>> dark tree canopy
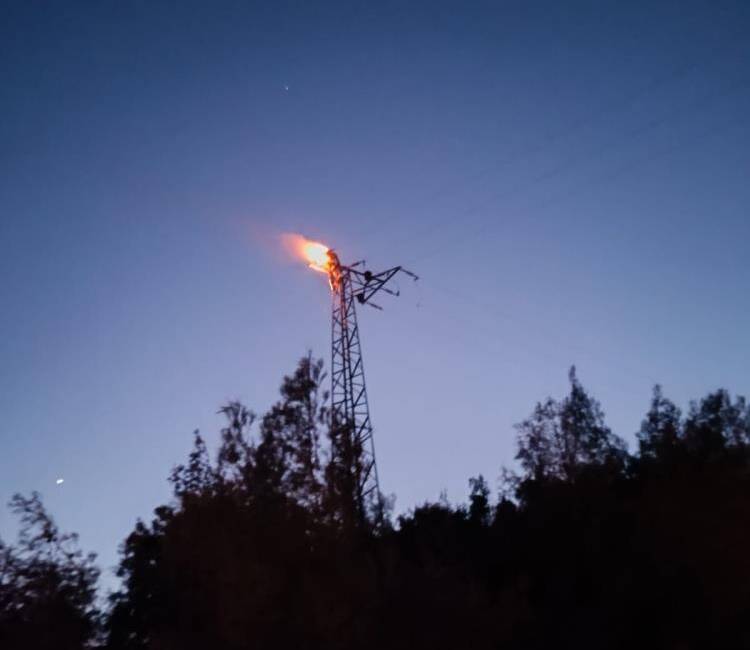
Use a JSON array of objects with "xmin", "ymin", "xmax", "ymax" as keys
[
  {"xmin": 5, "ymin": 357, "xmax": 750, "ymax": 650},
  {"xmin": 638, "ymin": 384, "xmax": 683, "ymax": 462},
  {"xmin": 0, "ymin": 493, "xmax": 100, "ymax": 650},
  {"xmin": 515, "ymin": 366, "xmax": 627, "ymax": 485}
]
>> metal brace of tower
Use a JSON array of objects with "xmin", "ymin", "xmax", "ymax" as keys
[{"xmin": 325, "ymin": 249, "xmax": 417, "ymax": 525}]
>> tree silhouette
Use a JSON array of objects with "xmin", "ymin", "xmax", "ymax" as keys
[
  {"xmin": 684, "ymin": 389, "xmax": 749, "ymax": 457},
  {"xmin": 6, "ymin": 354, "xmax": 749, "ymax": 649},
  {"xmin": 515, "ymin": 397, "xmax": 559, "ymax": 481},
  {"xmin": 557, "ymin": 366, "xmax": 627, "ymax": 478},
  {"xmin": 0, "ymin": 493, "xmax": 100, "ymax": 650},
  {"xmin": 468, "ymin": 475, "xmax": 491, "ymax": 527},
  {"xmin": 516, "ymin": 366, "xmax": 628, "ymax": 486}
]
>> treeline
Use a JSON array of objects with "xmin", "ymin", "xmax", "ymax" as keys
[{"xmin": 2, "ymin": 357, "xmax": 750, "ymax": 649}]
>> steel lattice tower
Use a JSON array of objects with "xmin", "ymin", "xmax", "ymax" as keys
[{"xmin": 326, "ymin": 250, "xmax": 416, "ymax": 525}]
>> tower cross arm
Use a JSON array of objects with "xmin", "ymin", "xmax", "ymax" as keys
[{"xmin": 347, "ymin": 265, "xmax": 418, "ymax": 306}]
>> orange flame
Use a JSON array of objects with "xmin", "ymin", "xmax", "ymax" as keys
[
  {"xmin": 301, "ymin": 240, "xmax": 331, "ymax": 273},
  {"xmin": 282, "ymin": 233, "xmax": 332, "ymax": 274}
]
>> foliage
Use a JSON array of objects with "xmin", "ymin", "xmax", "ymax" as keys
[
  {"xmin": 515, "ymin": 366, "xmax": 627, "ymax": 484},
  {"xmin": 0, "ymin": 493, "xmax": 100, "ymax": 650},
  {"xmin": 6, "ymin": 356, "xmax": 750, "ymax": 649}
]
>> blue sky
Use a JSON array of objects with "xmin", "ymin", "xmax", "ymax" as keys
[{"xmin": 1, "ymin": 0, "xmax": 749, "ymax": 589}]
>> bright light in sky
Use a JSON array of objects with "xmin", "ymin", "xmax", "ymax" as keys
[
  {"xmin": 56, "ymin": 478, "xmax": 65, "ymax": 485},
  {"xmin": 281, "ymin": 233, "xmax": 332, "ymax": 273}
]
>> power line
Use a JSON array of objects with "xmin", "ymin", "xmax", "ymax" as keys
[
  {"xmin": 416, "ymin": 280, "xmax": 660, "ymax": 391},
  {"xmin": 358, "ymin": 39, "xmax": 747, "ymax": 245},
  {"xmin": 394, "ymin": 111, "xmax": 750, "ymax": 402},
  {"xmin": 404, "ymin": 76, "xmax": 750, "ymax": 267}
]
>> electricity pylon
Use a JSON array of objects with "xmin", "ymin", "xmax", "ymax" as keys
[{"xmin": 326, "ymin": 249, "xmax": 417, "ymax": 526}]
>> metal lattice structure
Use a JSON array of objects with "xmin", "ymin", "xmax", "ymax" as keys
[{"xmin": 326, "ymin": 250, "xmax": 417, "ymax": 524}]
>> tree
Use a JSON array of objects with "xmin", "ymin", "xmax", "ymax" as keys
[
  {"xmin": 107, "ymin": 356, "xmax": 335, "ymax": 650},
  {"xmin": 102, "ymin": 352, "xmax": 750, "ymax": 650},
  {"xmin": 170, "ymin": 431, "xmax": 216, "ymax": 500},
  {"xmin": 558, "ymin": 366, "xmax": 627, "ymax": 478},
  {"xmin": 683, "ymin": 389, "xmax": 749, "ymax": 456},
  {"xmin": 0, "ymin": 493, "xmax": 100, "ymax": 650},
  {"xmin": 637, "ymin": 384, "xmax": 683, "ymax": 463},
  {"xmin": 258, "ymin": 353, "xmax": 327, "ymax": 510},
  {"xmin": 215, "ymin": 402, "xmax": 255, "ymax": 487},
  {"xmin": 515, "ymin": 398, "xmax": 559, "ymax": 481},
  {"xmin": 106, "ymin": 507, "xmax": 172, "ymax": 650},
  {"xmin": 468, "ymin": 475, "xmax": 491, "ymax": 527},
  {"xmin": 515, "ymin": 367, "xmax": 627, "ymax": 484}
]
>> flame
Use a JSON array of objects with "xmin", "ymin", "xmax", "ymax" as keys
[
  {"xmin": 301, "ymin": 240, "xmax": 331, "ymax": 273},
  {"xmin": 281, "ymin": 233, "xmax": 332, "ymax": 274}
]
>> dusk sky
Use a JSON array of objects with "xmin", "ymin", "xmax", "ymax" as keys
[{"xmin": 2, "ymin": 1, "xmax": 749, "ymax": 589}]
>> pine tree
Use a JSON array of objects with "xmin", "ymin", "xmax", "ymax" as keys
[
  {"xmin": 637, "ymin": 385, "xmax": 682, "ymax": 462},
  {"xmin": 468, "ymin": 475, "xmax": 491, "ymax": 527}
]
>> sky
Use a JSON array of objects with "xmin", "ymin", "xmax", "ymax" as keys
[{"xmin": 1, "ymin": 0, "xmax": 749, "ymax": 590}]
